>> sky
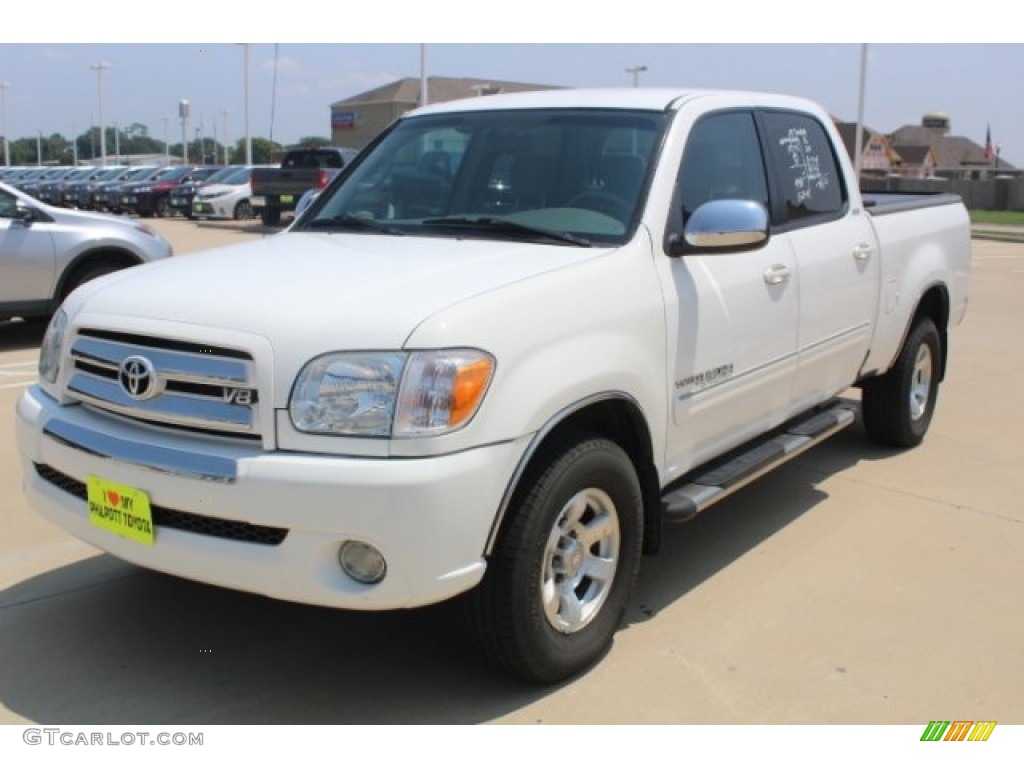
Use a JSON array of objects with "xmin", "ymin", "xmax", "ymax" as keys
[{"xmin": 1, "ymin": 6, "xmax": 1020, "ymax": 165}]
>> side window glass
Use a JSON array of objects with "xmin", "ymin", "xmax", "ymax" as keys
[
  {"xmin": 678, "ymin": 111, "xmax": 768, "ymax": 221},
  {"xmin": 762, "ymin": 111, "xmax": 844, "ymax": 222},
  {"xmin": 0, "ymin": 190, "xmax": 17, "ymax": 219}
]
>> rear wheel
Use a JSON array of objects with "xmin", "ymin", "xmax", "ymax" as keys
[
  {"xmin": 862, "ymin": 316, "xmax": 942, "ymax": 447},
  {"xmin": 261, "ymin": 205, "xmax": 281, "ymax": 226},
  {"xmin": 463, "ymin": 434, "xmax": 643, "ymax": 683}
]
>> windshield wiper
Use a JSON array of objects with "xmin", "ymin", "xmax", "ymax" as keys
[
  {"xmin": 304, "ymin": 214, "xmax": 405, "ymax": 235},
  {"xmin": 421, "ymin": 216, "xmax": 591, "ymax": 247}
]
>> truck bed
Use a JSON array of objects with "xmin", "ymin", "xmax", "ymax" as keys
[{"xmin": 862, "ymin": 191, "xmax": 964, "ymax": 215}]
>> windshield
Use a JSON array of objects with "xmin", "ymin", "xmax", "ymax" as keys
[
  {"xmin": 297, "ymin": 108, "xmax": 667, "ymax": 244},
  {"xmin": 96, "ymin": 167, "xmax": 128, "ymax": 180},
  {"xmin": 219, "ymin": 166, "xmax": 254, "ymax": 185},
  {"xmin": 154, "ymin": 166, "xmax": 193, "ymax": 181},
  {"xmin": 123, "ymin": 166, "xmax": 159, "ymax": 181},
  {"xmin": 197, "ymin": 165, "xmax": 242, "ymax": 184}
]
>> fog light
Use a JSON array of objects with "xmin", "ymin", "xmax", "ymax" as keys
[{"xmin": 338, "ymin": 541, "xmax": 387, "ymax": 584}]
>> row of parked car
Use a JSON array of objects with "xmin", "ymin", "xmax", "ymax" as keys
[{"xmin": 0, "ymin": 163, "xmax": 270, "ymax": 221}]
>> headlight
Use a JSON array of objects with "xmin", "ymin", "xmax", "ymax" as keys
[
  {"xmin": 290, "ymin": 349, "xmax": 494, "ymax": 437},
  {"xmin": 39, "ymin": 309, "xmax": 68, "ymax": 384},
  {"xmin": 290, "ymin": 352, "xmax": 406, "ymax": 436}
]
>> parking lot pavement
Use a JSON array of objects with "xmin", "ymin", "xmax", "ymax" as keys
[
  {"xmin": 0, "ymin": 359, "xmax": 38, "ymax": 391},
  {"xmin": 1, "ymin": 230, "xmax": 1022, "ymax": 725}
]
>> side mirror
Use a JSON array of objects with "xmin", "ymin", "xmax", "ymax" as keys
[
  {"xmin": 13, "ymin": 205, "xmax": 36, "ymax": 224},
  {"xmin": 669, "ymin": 199, "xmax": 769, "ymax": 256}
]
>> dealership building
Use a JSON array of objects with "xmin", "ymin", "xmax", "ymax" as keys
[{"xmin": 329, "ymin": 76, "xmax": 559, "ymax": 149}]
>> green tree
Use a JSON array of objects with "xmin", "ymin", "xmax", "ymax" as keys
[
  {"xmin": 8, "ymin": 134, "xmax": 66, "ymax": 165},
  {"xmin": 294, "ymin": 136, "xmax": 332, "ymax": 148},
  {"xmin": 232, "ymin": 137, "xmax": 284, "ymax": 164},
  {"xmin": 165, "ymin": 139, "xmax": 226, "ymax": 165},
  {"xmin": 10, "ymin": 137, "xmax": 38, "ymax": 165},
  {"xmin": 124, "ymin": 122, "xmax": 149, "ymax": 138}
]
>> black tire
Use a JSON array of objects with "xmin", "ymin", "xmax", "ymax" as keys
[
  {"xmin": 234, "ymin": 200, "xmax": 253, "ymax": 220},
  {"xmin": 862, "ymin": 317, "xmax": 942, "ymax": 448},
  {"xmin": 463, "ymin": 434, "xmax": 643, "ymax": 683},
  {"xmin": 60, "ymin": 261, "xmax": 123, "ymax": 301},
  {"xmin": 261, "ymin": 205, "xmax": 281, "ymax": 226},
  {"xmin": 155, "ymin": 195, "xmax": 171, "ymax": 218}
]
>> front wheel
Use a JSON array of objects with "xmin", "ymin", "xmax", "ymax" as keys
[
  {"xmin": 234, "ymin": 200, "xmax": 253, "ymax": 220},
  {"xmin": 861, "ymin": 316, "xmax": 942, "ymax": 447},
  {"xmin": 60, "ymin": 261, "xmax": 123, "ymax": 302},
  {"xmin": 463, "ymin": 434, "xmax": 643, "ymax": 683}
]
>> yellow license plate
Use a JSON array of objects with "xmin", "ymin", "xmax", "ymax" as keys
[
  {"xmin": 86, "ymin": 475, "xmax": 155, "ymax": 546},
  {"xmin": 281, "ymin": 195, "xmax": 294, "ymax": 204}
]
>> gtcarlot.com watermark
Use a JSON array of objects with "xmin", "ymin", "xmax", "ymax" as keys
[{"xmin": 23, "ymin": 728, "xmax": 203, "ymax": 747}]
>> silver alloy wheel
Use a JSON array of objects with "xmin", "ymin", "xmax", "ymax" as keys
[
  {"xmin": 541, "ymin": 488, "xmax": 620, "ymax": 634},
  {"xmin": 910, "ymin": 343, "xmax": 933, "ymax": 421}
]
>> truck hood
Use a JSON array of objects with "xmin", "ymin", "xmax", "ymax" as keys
[{"xmin": 70, "ymin": 230, "xmax": 610, "ymax": 354}]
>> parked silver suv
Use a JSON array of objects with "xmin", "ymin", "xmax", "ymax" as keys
[{"xmin": 0, "ymin": 181, "xmax": 173, "ymax": 321}]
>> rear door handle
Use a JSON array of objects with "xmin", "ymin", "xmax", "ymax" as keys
[{"xmin": 763, "ymin": 264, "xmax": 792, "ymax": 285}]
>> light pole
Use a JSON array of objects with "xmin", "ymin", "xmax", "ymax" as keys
[
  {"xmin": 179, "ymin": 99, "xmax": 190, "ymax": 165},
  {"xmin": 626, "ymin": 65, "xmax": 647, "ymax": 88},
  {"xmin": 36, "ymin": 129, "xmax": 42, "ymax": 166},
  {"xmin": 71, "ymin": 123, "xmax": 78, "ymax": 165},
  {"xmin": 238, "ymin": 44, "xmax": 252, "ymax": 165},
  {"xmin": 91, "ymin": 62, "xmax": 111, "ymax": 166},
  {"xmin": 220, "ymin": 108, "xmax": 229, "ymax": 164},
  {"xmin": 420, "ymin": 43, "xmax": 429, "ymax": 107},
  {"xmin": 0, "ymin": 81, "xmax": 10, "ymax": 166},
  {"xmin": 854, "ymin": 44, "xmax": 868, "ymax": 181},
  {"xmin": 163, "ymin": 116, "xmax": 170, "ymax": 165}
]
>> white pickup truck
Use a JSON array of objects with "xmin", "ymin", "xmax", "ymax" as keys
[{"xmin": 16, "ymin": 89, "xmax": 970, "ymax": 682}]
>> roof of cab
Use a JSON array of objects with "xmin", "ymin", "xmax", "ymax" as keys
[{"xmin": 406, "ymin": 87, "xmax": 823, "ymax": 117}]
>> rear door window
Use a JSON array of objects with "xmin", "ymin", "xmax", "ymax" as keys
[{"xmin": 760, "ymin": 111, "xmax": 845, "ymax": 225}]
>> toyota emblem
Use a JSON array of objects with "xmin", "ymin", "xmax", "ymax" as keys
[{"xmin": 118, "ymin": 355, "xmax": 161, "ymax": 400}]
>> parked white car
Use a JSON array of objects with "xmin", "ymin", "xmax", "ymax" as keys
[
  {"xmin": 0, "ymin": 181, "xmax": 173, "ymax": 321},
  {"xmin": 191, "ymin": 165, "xmax": 263, "ymax": 220}
]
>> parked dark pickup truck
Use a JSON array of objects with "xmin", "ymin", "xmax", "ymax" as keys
[{"xmin": 250, "ymin": 146, "xmax": 358, "ymax": 226}]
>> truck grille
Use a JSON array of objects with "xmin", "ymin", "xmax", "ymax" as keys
[
  {"xmin": 66, "ymin": 329, "xmax": 261, "ymax": 439},
  {"xmin": 35, "ymin": 463, "xmax": 288, "ymax": 546}
]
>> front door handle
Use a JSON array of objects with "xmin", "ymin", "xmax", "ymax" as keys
[
  {"xmin": 763, "ymin": 264, "xmax": 792, "ymax": 285},
  {"xmin": 853, "ymin": 243, "xmax": 874, "ymax": 262}
]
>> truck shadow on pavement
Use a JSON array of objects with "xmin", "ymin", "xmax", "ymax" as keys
[
  {"xmin": 624, "ymin": 423, "xmax": 898, "ymax": 625},
  {"xmin": 0, "ymin": 319, "xmax": 47, "ymax": 351},
  {"xmin": 194, "ymin": 220, "xmax": 285, "ymax": 235},
  {"xmin": 1, "ymin": 424, "xmax": 897, "ymax": 725}
]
